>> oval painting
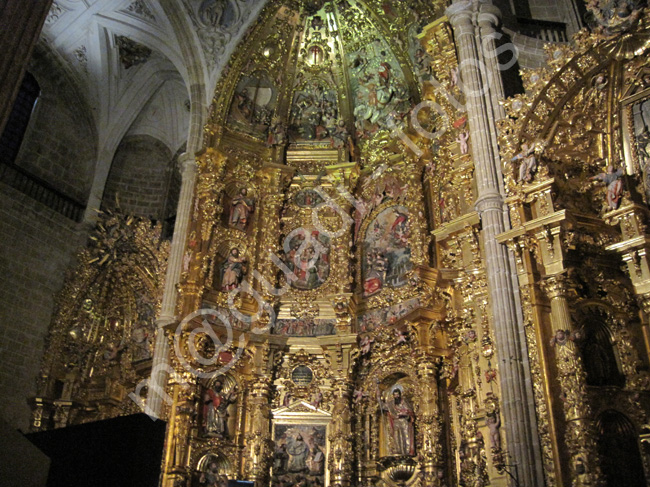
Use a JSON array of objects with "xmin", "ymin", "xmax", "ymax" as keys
[{"xmin": 294, "ymin": 188, "xmax": 325, "ymax": 208}]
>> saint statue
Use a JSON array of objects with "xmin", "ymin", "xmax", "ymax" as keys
[
  {"xmin": 380, "ymin": 386, "xmax": 416, "ymax": 456},
  {"xmin": 203, "ymin": 380, "xmax": 237, "ymax": 438},
  {"xmin": 220, "ymin": 248, "xmax": 246, "ymax": 291},
  {"xmin": 590, "ymin": 165, "xmax": 624, "ymax": 210},
  {"xmin": 229, "ymin": 188, "xmax": 254, "ymax": 231},
  {"xmin": 512, "ymin": 143, "xmax": 537, "ymax": 183}
]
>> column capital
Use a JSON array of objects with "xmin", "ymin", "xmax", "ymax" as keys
[
  {"xmin": 477, "ymin": 4, "xmax": 501, "ymax": 29},
  {"xmin": 446, "ymin": 1, "xmax": 475, "ymax": 31},
  {"xmin": 177, "ymin": 152, "xmax": 197, "ymax": 175},
  {"xmin": 539, "ymin": 273, "xmax": 571, "ymax": 300}
]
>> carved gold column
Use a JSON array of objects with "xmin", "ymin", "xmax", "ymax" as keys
[
  {"xmin": 446, "ymin": 2, "xmax": 544, "ymax": 484},
  {"xmin": 540, "ymin": 275, "xmax": 604, "ymax": 487},
  {"xmin": 244, "ymin": 376, "xmax": 272, "ymax": 483},
  {"xmin": 179, "ymin": 148, "xmax": 227, "ymax": 316},
  {"xmin": 252, "ymin": 166, "xmax": 286, "ymax": 298},
  {"xmin": 329, "ymin": 378, "xmax": 353, "ymax": 487},
  {"xmin": 416, "ymin": 358, "xmax": 442, "ymax": 487},
  {"xmin": 161, "ymin": 376, "xmax": 197, "ymax": 487}
]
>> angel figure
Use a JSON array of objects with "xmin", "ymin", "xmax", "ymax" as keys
[
  {"xmin": 512, "ymin": 143, "xmax": 538, "ymax": 183},
  {"xmin": 590, "ymin": 165, "xmax": 624, "ymax": 210}
]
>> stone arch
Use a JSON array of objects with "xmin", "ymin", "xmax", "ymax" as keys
[{"xmin": 102, "ymin": 134, "xmax": 178, "ymax": 220}]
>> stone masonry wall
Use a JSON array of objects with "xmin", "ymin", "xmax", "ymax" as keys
[
  {"xmin": 13, "ymin": 44, "xmax": 97, "ymax": 205},
  {"xmin": 103, "ymin": 135, "xmax": 174, "ymax": 220},
  {"xmin": 0, "ymin": 182, "xmax": 84, "ymax": 430}
]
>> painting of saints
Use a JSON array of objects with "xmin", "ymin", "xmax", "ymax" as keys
[
  {"xmin": 362, "ymin": 206, "xmax": 412, "ymax": 296},
  {"xmin": 273, "ymin": 425, "xmax": 327, "ymax": 487},
  {"xmin": 379, "ymin": 385, "xmax": 416, "ymax": 456},
  {"xmin": 287, "ymin": 433, "xmax": 310, "ymax": 472},
  {"xmin": 282, "ymin": 229, "xmax": 330, "ymax": 290},
  {"xmin": 202, "ymin": 380, "xmax": 237, "ymax": 438},
  {"xmin": 220, "ymin": 248, "xmax": 246, "ymax": 291},
  {"xmin": 229, "ymin": 188, "xmax": 254, "ymax": 231}
]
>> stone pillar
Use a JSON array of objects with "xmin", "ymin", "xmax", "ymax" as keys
[
  {"xmin": 540, "ymin": 275, "xmax": 603, "ymax": 487},
  {"xmin": 147, "ymin": 153, "xmax": 197, "ymax": 416},
  {"xmin": 0, "ymin": 0, "xmax": 52, "ymax": 134},
  {"xmin": 446, "ymin": 2, "xmax": 544, "ymax": 485}
]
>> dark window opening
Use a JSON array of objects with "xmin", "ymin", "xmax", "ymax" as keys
[{"xmin": 0, "ymin": 72, "xmax": 40, "ymax": 165}]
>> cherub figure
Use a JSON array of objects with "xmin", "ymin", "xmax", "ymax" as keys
[
  {"xmin": 395, "ymin": 329, "xmax": 408, "ymax": 345},
  {"xmin": 457, "ymin": 131, "xmax": 470, "ymax": 155}
]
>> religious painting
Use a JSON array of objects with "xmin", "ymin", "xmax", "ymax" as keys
[
  {"xmin": 218, "ymin": 248, "xmax": 247, "ymax": 292},
  {"xmin": 282, "ymin": 229, "xmax": 330, "ymax": 290},
  {"xmin": 358, "ymin": 298, "xmax": 420, "ymax": 333},
  {"xmin": 379, "ymin": 383, "xmax": 416, "ymax": 456},
  {"xmin": 272, "ymin": 424, "xmax": 327, "ymax": 487},
  {"xmin": 201, "ymin": 376, "xmax": 238, "ymax": 439},
  {"xmin": 289, "ymin": 80, "xmax": 339, "ymax": 142},
  {"xmin": 347, "ymin": 38, "xmax": 411, "ymax": 139},
  {"xmin": 274, "ymin": 318, "xmax": 336, "ymax": 337},
  {"xmin": 294, "ymin": 188, "xmax": 325, "ymax": 208},
  {"xmin": 362, "ymin": 206, "xmax": 412, "ymax": 296},
  {"xmin": 228, "ymin": 71, "xmax": 277, "ymax": 138}
]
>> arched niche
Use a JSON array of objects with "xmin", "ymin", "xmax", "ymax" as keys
[{"xmin": 596, "ymin": 410, "xmax": 647, "ymax": 487}]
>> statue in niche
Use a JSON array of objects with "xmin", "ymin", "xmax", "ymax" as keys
[
  {"xmin": 220, "ymin": 248, "xmax": 247, "ymax": 291},
  {"xmin": 202, "ymin": 379, "xmax": 237, "ymax": 438},
  {"xmin": 198, "ymin": 460, "xmax": 228, "ymax": 487},
  {"xmin": 130, "ymin": 321, "xmax": 152, "ymax": 361},
  {"xmin": 590, "ymin": 165, "xmax": 624, "ymax": 210},
  {"xmin": 379, "ymin": 384, "xmax": 416, "ymax": 456},
  {"xmin": 229, "ymin": 188, "xmax": 254, "ymax": 231}
]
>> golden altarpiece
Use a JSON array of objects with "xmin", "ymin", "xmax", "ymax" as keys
[{"xmin": 29, "ymin": 1, "xmax": 650, "ymax": 486}]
